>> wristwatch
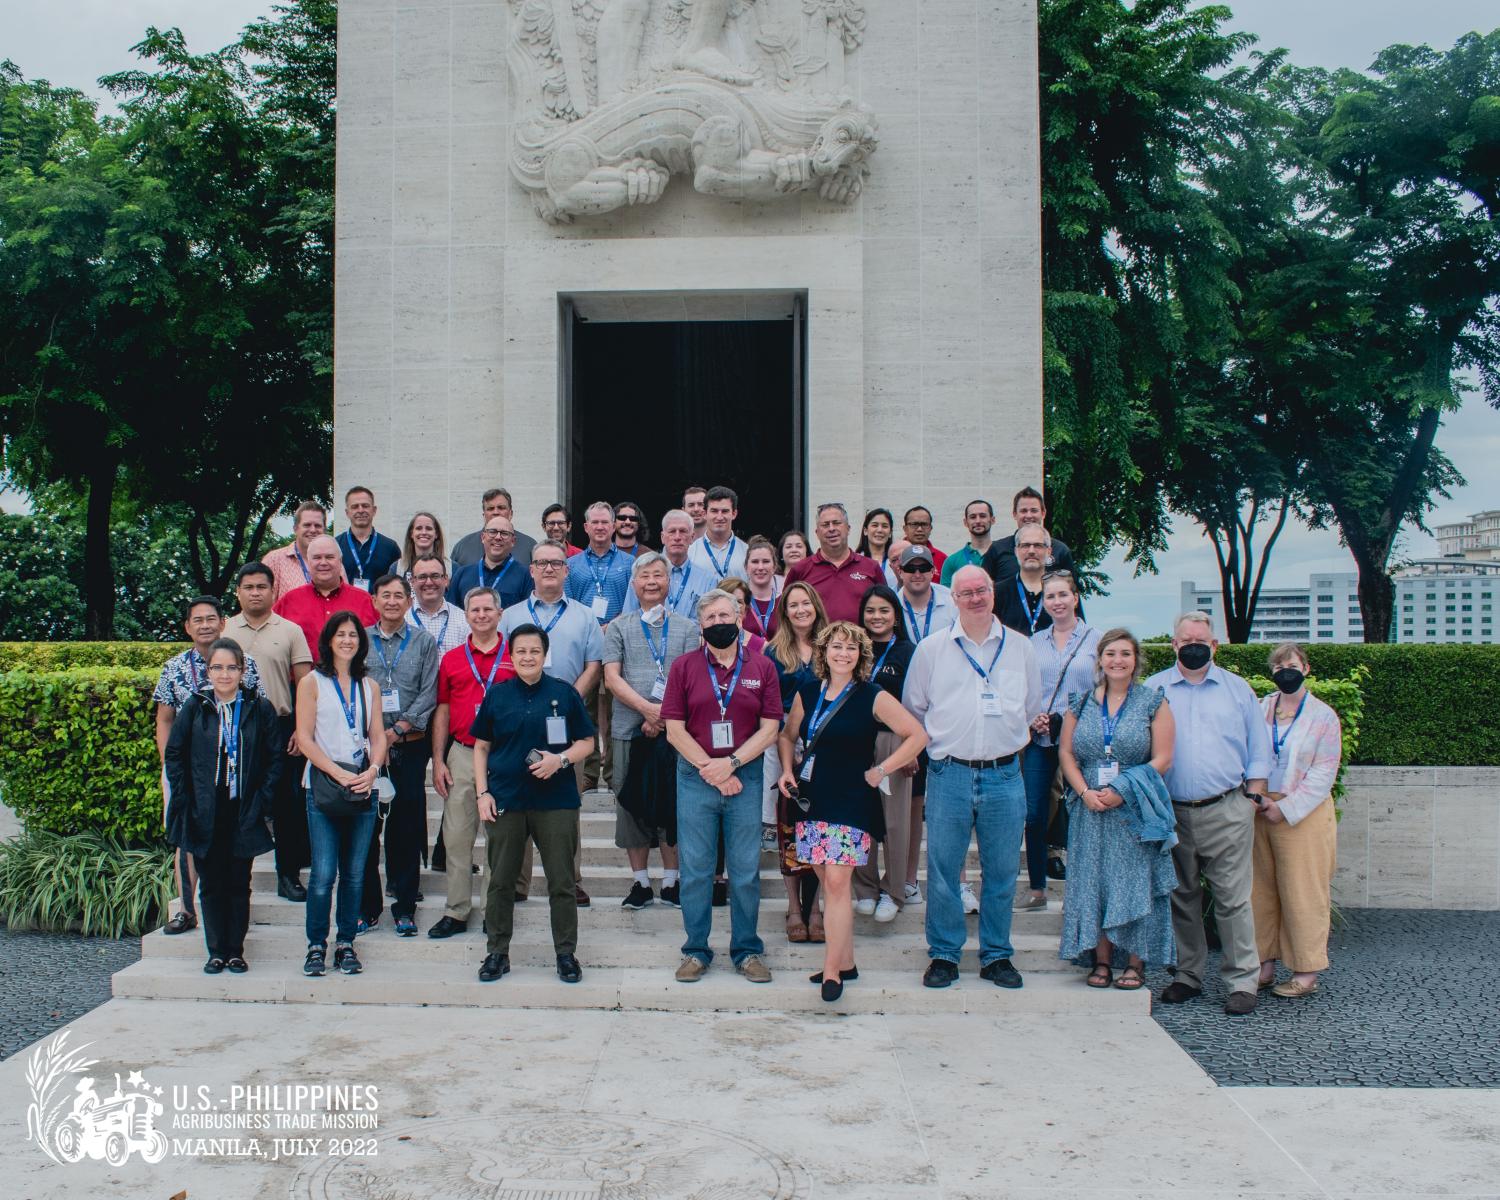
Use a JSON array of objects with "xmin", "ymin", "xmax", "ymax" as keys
[
  {"xmin": 558, "ymin": 752, "xmax": 571, "ymax": 768},
  {"xmin": 728, "ymin": 753, "xmax": 742, "ymax": 770}
]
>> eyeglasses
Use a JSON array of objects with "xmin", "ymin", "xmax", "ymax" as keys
[
  {"xmin": 206, "ymin": 664, "xmax": 243, "ymax": 673},
  {"xmin": 902, "ymin": 563, "xmax": 932, "ymax": 573},
  {"xmin": 616, "ymin": 514, "xmax": 639, "ymax": 523},
  {"xmin": 533, "ymin": 560, "xmax": 566, "ymax": 571},
  {"xmin": 483, "ymin": 529, "xmax": 514, "ymax": 538},
  {"xmin": 905, "ymin": 519, "xmax": 932, "ymax": 529},
  {"xmin": 543, "ymin": 520, "xmax": 569, "ymax": 529},
  {"xmin": 952, "ymin": 588, "xmax": 991, "ymax": 602},
  {"xmin": 412, "ymin": 572, "xmax": 446, "ymax": 583}
]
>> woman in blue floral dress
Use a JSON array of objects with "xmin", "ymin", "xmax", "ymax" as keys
[{"xmin": 1057, "ymin": 629, "xmax": 1177, "ymax": 989}]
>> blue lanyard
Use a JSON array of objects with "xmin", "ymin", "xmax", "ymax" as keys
[
  {"xmin": 479, "ymin": 557, "xmax": 515, "ymax": 592},
  {"xmin": 702, "ymin": 536, "xmax": 736, "ymax": 578},
  {"xmin": 1100, "ymin": 686, "xmax": 1131, "ymax": 755},
  {"xmin": 903, "ymin": 593, "xmax": 934, "ymax": 640},
  {"xmin": 958, "ymin": 628, "xmax": 1006, "ymax": 684},
  {"xmin": 465, "ymin": 639, "xmax": 505, "ymax": 697},
  {"xmin": 187, "ymin": 651, "xmax": 205, "ymax": 693},
  {"xmin": 527, "ymin": 596, "xmax": 566, "ymax": 633},
  {"xmin": 410, "ymin": 606, "xmax": 451, "ymax": 648},
  {"xmin": 373, "ymin": 625, "xmax": 411, "ymax": 677},
  {"xmin": 703, "ymin": 645, "xmax": 745, "ymax": 718},
  {"xmin": 331, "ymin": 676, "xmax": 362, "ymax": 734},
  {"xmin": 641, "ymin": 615, "xmax": 670, "ymax": 674},
  {"xmin": 1272, "ymin": 693, "xmax": 1307, "ymax": 760},
  {"xmin": 872, "ymin": 640, "xmax": 895, "ymax": 678},
  {"xmin": 586, "ymin": 548, "xmax": 619, "ymax": 595},
  {"xmin": 343, "ymin": 531, "xmax": 375, "ymax": 579},
  {"xmin": 668, "ymin": 565, "xmax": 694, "ymax": 611},
  {"xmin": 808, "ymin": 681, "xmax": 854, "ymax": 740},
  {"xmin": 1016, "ymin": 577, "xmax": 1043, "ymax": 632},
  {"xmin": 293, "ymin": 546, "xmax": 312, "ymax": 583},
  {"xmin": 749, "ymin": 587, "xmax": 777, "ymax": 634},
  {"xmin": 220, "ymin": 697, "xmax": 242, "ymax": 760}
]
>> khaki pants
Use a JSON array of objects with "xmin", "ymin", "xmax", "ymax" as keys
[
  {"xmin": 1252, "ymin": 798, "xmax": 1336, "ymax": 972},
  {"xmin": 514, "ymin": 760, "xmax": 586, "ymax": 899},
  {"xmin": 580, "ymin": 679, "xmax": 612, "ymax": 791},
  {"xmin": 1169, "ymin": 792, "xmax": 1259, "ymax": 994},
  {"xmin": 441, "ymin": 742, "xmax": 483, "ymax": 922},
  {"xmin": 485, "ymin": 807, "xmax": 578, "ymax": 957},
  {"xmin": 854, "ymin": 729, "xmax": 914, "ymax": 905}
]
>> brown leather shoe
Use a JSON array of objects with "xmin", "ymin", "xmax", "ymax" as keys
[
  {"xmin": 1224, "ymin": 990, "xmax": 1259, "ymax": 1015},
  {"xmin": 675, "ymin": 956, "xmax": 707, "ymax": 983},
  {"xmin": 737, "ymin": 955, "xmax": 772, "ymax": 983},
  {"xmin": 574, "ymin": 885, "xmax": 590, "ymax": 908}
]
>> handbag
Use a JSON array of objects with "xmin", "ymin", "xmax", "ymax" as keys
[
  {"xmin": 791, "ymin": 683, "xmax": 858, "ymax": 814},
  {"xmin": 310, "ymin": 680, "xmax": 374, "ymax": 816}
]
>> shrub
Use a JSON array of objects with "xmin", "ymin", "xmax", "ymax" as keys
[
  {"xmin": 0, "ymin": 642, "xmax": 185, "ymax": 672},
  {"xmin": 0, "ymin": 667, "xmax": 164, "ymax": 844},
  {"xmin": 0, "ymin": 828, "xmax": 172, "ymax": 936},
  {"xmin": 1140, "ymin": 643, "xmax": 1500, "ymax": 766}
]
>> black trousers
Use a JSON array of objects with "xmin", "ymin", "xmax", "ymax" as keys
[
  {"xmin": 195, "ymin": 785, "xmax": 253, "ymax": 959},
  {"xmin": 272, "ymin": 716, "xmax": 311, "ymax": 877},
  {"xmin": 362, "ymin": 737, "xmax": 431, "ymax": 920}
]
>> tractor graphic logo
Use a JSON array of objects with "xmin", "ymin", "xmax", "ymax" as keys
[{"xmin": 26, "ymin": 1032, "xmax": 168, "ymax": 1166}]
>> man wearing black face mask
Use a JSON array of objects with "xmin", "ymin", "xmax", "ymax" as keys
[{"xmin": 1145, "ymin": 612, "xmax": 1273, "ymax": 1016}]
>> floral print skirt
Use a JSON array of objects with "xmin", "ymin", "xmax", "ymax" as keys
[{"xmin": 795, "ymin": 821, "xmax": 873, "ymax": 867}]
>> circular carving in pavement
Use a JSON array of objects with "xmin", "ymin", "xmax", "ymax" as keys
[{"xmin": 294, "ymin": 1110, "xmax": 808, "ymax": 1199}]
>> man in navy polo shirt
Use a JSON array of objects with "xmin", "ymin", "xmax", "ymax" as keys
[
  {"xmin": 338, "ymin": 486, "xmax": 402, "ymax": 590},
  {"xmin": 447, "ymin": 513, "xmax": 529, "ymax": 610},
  {"xmin": 784, "ymin": 502, "xmax": 884, "ymax": 622}
]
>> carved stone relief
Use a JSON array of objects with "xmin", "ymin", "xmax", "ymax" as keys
[{"xmin": 506, "ymin": 0, "xmax": 878, "ymax": 223}]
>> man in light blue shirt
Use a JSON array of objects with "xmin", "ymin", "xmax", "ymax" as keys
[
  {"xmin": 1145, "ymin": 611, "xmax": 1272, "ymax": 1015},
  {"xmin": 623, "ymin": 509, "xmax": 715, "ymax": 618},
  {"xmin": 565, "ymin": 503, "xmax": 632, "ymax": 796}
]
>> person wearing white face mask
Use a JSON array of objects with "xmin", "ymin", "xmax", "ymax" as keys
[
  {"xmin": 604, "ymin": 552, "xmax": 700, "ymax": 910},
  {"xmin": 1252, "ymin": 643, "xmax": 1342, "ymax": 1000}
]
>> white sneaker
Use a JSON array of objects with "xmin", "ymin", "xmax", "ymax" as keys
[
  {"xmin": 873, "ymin": 893, "xmax": 898, "ymax": 923},
  {"xmin": 853, "ymin": 897, "xmax": 877, "ymax": 916},
  {"xmin": 960, "ymin": 882, "xmax": 980, "ymax": 914},
  {"xmin": 903, "ymin": 882, "xmax": 923, "ymax": 905}
]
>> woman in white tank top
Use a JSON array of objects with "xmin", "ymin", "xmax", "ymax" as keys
[{"xmin": 295, "ymin": 612, "xmax": 387, "ymax": 977}]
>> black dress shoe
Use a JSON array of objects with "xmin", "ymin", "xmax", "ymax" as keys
[
  {"xmin": 922, "ymin": 959, "xmax": 959, "ymax": 989},
  {"xmin": 478, "ymin": 953, "xmax": 510, "ymax": 982},
  {"xmin": 164, "ymin": 912, "xmax": 197, "ymax": 935},
  {"xmin": 809, "ymin": 967, "xmax": 859, "ymax": 984},
  {"xmin": 1046, "ymin": 853, "xmax": 1067, "ymax": 880},
  {"xmin": 277, "ymin": 874, "xmax": 307, "ymax": 902},
  {"xmin": 556, "ymin": 954, "xmax": 583, "ymax": 983},
  {"xmin": 203, "ymin": 957, "xmax": 226, "ymax": 975},
  {"xmin": 427, "ymin": 915, "xmax": 467, "ymax": 939},
  {"xmin": 225, "ymin": 957, "xmax": 249, "ymax": 974},
  {"xmin": 821, "ymin": 978, "xmax": 843, "ymax": 1002},
  {"xmin": 1159, "ymin": 981, "xmax": 1202, "ymax": 1004},
  {"xmin": 1224, "ymin": 990, "xmax": 1258, "ymax": 1016},
  {"xmin": 980, "ymin": 959, "xmax": 1023, "ymax": 989}
]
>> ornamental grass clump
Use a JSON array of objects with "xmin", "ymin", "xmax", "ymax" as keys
[{"xmin": 0, "ymin": 829, "xmax": 172, "ymax": 936}]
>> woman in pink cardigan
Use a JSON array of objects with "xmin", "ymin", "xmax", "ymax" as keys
[{"xmin": 1253, "ymin": 643, "xmax": 1343, "ymax": 999}]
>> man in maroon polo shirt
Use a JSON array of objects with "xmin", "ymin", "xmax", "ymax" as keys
[
  {"xmin": 783, "ymin": 502, "xmax": 885, "ymax": 622},
  {"xmin": 273, "ymin": 534, "xmax": 377, "ymax": 660}
]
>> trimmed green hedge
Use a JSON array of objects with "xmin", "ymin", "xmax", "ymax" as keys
[
  {"xmin": 0, "ymin": 641, "xmax": 185, "ymax": 672},
  {"xmin": 0, "ymin": 667, "xmax": 164, "ymax": 843},
  {"xmin": 1140, "ymin": 643, "xmax": 1500, "ymax": 766}
]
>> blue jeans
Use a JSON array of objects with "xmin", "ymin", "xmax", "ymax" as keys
[
  {"xmin": 924, "ymin": 755, "xmax": 1025, "ymax": 966},
  {"xmin": 1021, "ymin": 743, "xmax": 1058, "ymax": 892},
  {"xmin": 305, "ymin": 792, "xmax": 376, "ymax": 946},
  {"xmin": 677, "ymin": 757, "xmax": 765, "ymax": 966}
]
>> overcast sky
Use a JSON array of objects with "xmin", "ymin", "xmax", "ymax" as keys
[{"xmin": 2, "ymin": 1, "xmax": 1496, "ymax": 629}]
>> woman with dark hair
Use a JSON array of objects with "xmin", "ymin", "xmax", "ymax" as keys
[
  {"xmin": 777, "ymin": 530, "xmax": 810, "ymax": 577},
  {"xmin": 401, "ymin": 511, "xmax": 447, "ymax": 577},
  {"xmin": 165, "ymin": 637, "xmax": 280, "ymax": 975},
  {"xmin": 854, "ymin": 584, "xmax": 918, "ymax": 923},
  {"xmin": 295, "ymin": 612, "xmax": 388, "ymax": 978},
  {"xmin": 856, "ymin": 508, "xmax": 895, "ymax": 564}
]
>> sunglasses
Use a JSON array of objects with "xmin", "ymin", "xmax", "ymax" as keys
[{"xmin": 902, "ymin": 562, "xmax": 933, "ymax": 573}]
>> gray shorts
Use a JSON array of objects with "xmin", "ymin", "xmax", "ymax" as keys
[{"xmin": 611, "ymin": 737, "xmax": 673, "ymax": 849}]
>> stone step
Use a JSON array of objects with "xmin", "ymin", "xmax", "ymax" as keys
[
  {"xmin": 138, "ymin": 924, "xmax": 1070, "ymax": 972},
  {"xmin": 110, "ymin": 957, "xmax": 1143, "ymax": 1016}
]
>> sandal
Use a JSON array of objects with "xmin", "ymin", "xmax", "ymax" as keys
[
  {"xmin": 1115, "ymin": 964, "xmax": 1145, "ymax": 990},
  {"xmin": 785, "ymin": 913, "xmax": 809, "ymax": 943},
  {"xmin": 1086, "ymin": 963, "xmax": 1112, "ymax": 988},
  {"xmin": 807, "ymin": 915, "xmax": 826, "ymax": 944}
]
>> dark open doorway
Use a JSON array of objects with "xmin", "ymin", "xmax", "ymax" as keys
[{"xmin": 564, "ymin": 302, "xmax": 805, "ymax": 546}]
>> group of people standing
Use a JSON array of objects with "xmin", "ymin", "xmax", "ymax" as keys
[{"xmin": 156, "ymin": 483, "xmax": 1343, "ymax": 1009}]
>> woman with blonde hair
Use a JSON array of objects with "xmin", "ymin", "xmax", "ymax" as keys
[
  {"xmin": 777, "ymin": 621, "xmax": 927, "ymax": 1000},
  {"xmin": 765, "ymin": 581, "xmax": 829, "ymax": 941},
  {"xmin": 1253, "ymin": 642, "xmax": 1341, "ymax": 998},
  {"xmin": 1058, "ymin": 628, "xmax": 1176, "ymax": 990}
]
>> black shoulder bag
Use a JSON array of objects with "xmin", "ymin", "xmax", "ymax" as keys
[{"xmin": 311, "ymin": 679, "xmax": 375, "ymax": 816}]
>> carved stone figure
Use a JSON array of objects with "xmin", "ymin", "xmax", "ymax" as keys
[{"xmin": 507, "ymin": 0, "xmax": 877, "ymax": 223}]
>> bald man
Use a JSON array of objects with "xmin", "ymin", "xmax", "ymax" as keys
[{"xmin": 273, "ymin": 534, "xmax": 378, "ymax": 661}]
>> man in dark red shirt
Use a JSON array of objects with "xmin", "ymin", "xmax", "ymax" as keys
[
  {"xmin": 272, "ymin": 534, "xmax": 378, "ymax": 660},
  {"xmin": 783, "ymin": 502, "xmax": 885, "ymax": 622},
  {"xmin": 427, "ymin": 587, "xmax": 516, "ymax": 938}
]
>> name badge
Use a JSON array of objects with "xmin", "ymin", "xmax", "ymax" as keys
[
  {"xmin": 1096, "ymin": 760, "xmax": 1120, "ymax": 788},
  {"xmin": 381, "ymin": 688, "xmax": 400, "ymax": 714},
  {"xmin": 545, "ymin": 715, "xmax": 568, "ymax": 745},
  {"xmin": 980, "ymin": 691, "xmax": 1003, "ymax": 717},
  {"xmin": 649, "ymin": 675, "xmax": 666, "ymax": 702},
  {"xmin": 710, "ymin": 720, "xmax": 734, "ymax": 750},
  {"xmin": 591, "ymin": 595, "xmax": 609, "ymax": 619},
  {"xmin": 1267, "ymin": 763, "xmax": 1286, "ymax": 796},
  {"xmin": 878, "ymin": 773, "xmax": 892, "ymax": 795},
  {"xmin": 798, "ymin": 755, "xmax": 815, "ymax": 782},
  {"xmin": 353, "ymin": 577, "xmax": 370, "ymax": 592},
  {"xmin": 544, "ymin": 647, "xmax": 554, "ymax": 669}
]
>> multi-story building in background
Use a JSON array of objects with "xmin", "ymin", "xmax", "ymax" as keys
[
  {"xmin": 1179, "ymin": 574, "xmax": 1364, "ymax": 643},
  {"xmin": 1434, "ymin": 510, "xmax": 1500, "ymax": 562},
  {"xmin": 1393, "ymin": 560, "xmax": 1500, "ymax": 643}
]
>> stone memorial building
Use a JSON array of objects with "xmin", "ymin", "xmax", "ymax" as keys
[{"xmin": 334, "ymin": 0, "xmax": 1041, "ymax": 543}]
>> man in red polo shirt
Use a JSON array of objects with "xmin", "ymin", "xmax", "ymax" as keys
[
  {"xmin": 272, "ymin": 534, "xmax": 377, "ymax": 660},
  {"xmin": 427, "ymin": 587, "xmax": 516, "ymax": 938},
  {"xmin": 783, "ymin": 502, "xmax": 885, "ymax": 622}
]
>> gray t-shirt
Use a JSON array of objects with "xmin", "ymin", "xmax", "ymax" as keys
[{"xmin": 602, "ymin": 610, "xmax": 701, "ymax": 739}]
